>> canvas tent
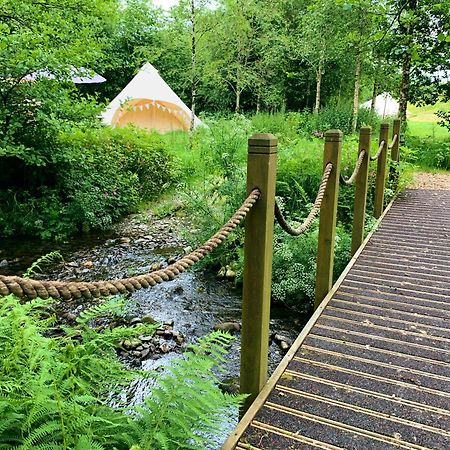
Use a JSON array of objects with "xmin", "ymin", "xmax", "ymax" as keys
[
  {"xmin": 361, "ymin": 92, "xmax": 399, "ymax": 118},
  {"xmin": 102, "ymin": 63, "xmax": 202, "ymax": 132}
]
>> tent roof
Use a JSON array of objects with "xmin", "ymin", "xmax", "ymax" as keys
[
  {"xmin": 361, "ymin": 92, "xmax": 399, "ymax": 117},
  {"xmin": 102, "ymin": 63, "xmax": 202, "ymax": 128}
]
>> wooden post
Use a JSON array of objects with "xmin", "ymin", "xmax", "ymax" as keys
[
  {"xmin": 390, "ymin": 118, "xmax": 401, "ymax": 184},
  {"xmin": 315, "ymin": 130, "xmax": 342, "ymax": 310},
  {"xmin": 351, "ymin": 127, "xmax": 371, "ymax": 256},
  {"xmin": 374, "ymin": 123, "xmax": 389, "ymax": 218},
  {"xmin": 240, "ymin": 133, "xmax": 277, "ymax": 412}
]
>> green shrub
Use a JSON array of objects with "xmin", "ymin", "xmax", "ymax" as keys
[
  {"xmin": 404, "ymin": 136, "xmax": 450, "ymax": 170},
  {"xmin": 437, "ymin": 110, "xmax": 450, "ymax": 132},
  {"xmin": 0, "ymin": 294, "xmax": 243, "ymax": 450},
  {"xmin": 0, "ymin": 126, "xmax": 176, "ymax": 239},
  {"xmin": 270, "ymin": 224, "xmax": 351, "ymax": 312},
  {"xmin": 177, "ymin": 113, "xmax": 408, "ymax": 312}
]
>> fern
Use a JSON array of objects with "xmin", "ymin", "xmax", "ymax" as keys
[
  {"xmin": 0, "ymin": 295, "xmax": 244, "ymax": 449},
  {"xmin": 22, "ymin": 252, "xmax": 64, "ymax": 279},
  {"xmin": 75, "ymin": 297, "xmax": 127, "ymax": 326},
  {"xmin": 133, "ymin": 332, "xmax": 246, "ymax": 450}
]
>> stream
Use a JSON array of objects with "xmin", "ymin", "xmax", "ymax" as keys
[{"xmin": 0, "ymin": 211, "xmax": 307, "ymax": 447}]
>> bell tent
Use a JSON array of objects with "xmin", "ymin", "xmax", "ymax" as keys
[
  {"xmin": 361, "ymin": 92, "xmax": 399, "ymax": 118},
  {"xmin": 102, "ymin": 63, "xmax": 202, "ymax": 132}
]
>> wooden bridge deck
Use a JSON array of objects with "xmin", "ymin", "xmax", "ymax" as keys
[{"xmin": 225, "ymin": 189, "xmax": 450, "ymax": 450}]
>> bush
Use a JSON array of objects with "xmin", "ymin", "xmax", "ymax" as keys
[
  {"xmin": 177, "ymin": 113, "xmax": 407, "ymax": 312},
  {"xmin": 404, "ymin": 136, "xmax": 450, "ymax": 170},
  {"xmin": 0, "ymin": 126, "xmax": 176, "ymax": 240},
  {"xmin": 437, "ymin": 110, "xmax": 450, "ymax": 132},
  {"xmin": 270, "ymin": 224, "xmax": 351, "ymax": 311}
]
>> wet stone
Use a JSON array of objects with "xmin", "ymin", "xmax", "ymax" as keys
[
  {"xmin": 129, "ymin": 317, "xmax": 142, "ymax": 326},
  {"xmin": 123, "ymin": 338, "xmax": 141, "ymax": 349},
  {"xmin": 159, "ymin": 343, "xmax": 170, "ymax": 353},
  {"xmin": 141, "ymin": 315, "xmax": 157, "ymax": 325},
  {"xmin": 151, "ymin": 262, "xmax": 162, "ymax": 271},
  {"xmin": 213, "ymin": 322, "xmax": 241, "ymax": 333}
]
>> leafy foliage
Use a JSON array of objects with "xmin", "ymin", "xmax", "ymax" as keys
[
  {"xmin": 132, "ymin": 332, "xmax": 244, "ymax": 450},
  {"xmin": 270, "ymin": 224, "xmax": 352, "ymax": 311},
  {"xmin": 0, "ymin": 295, "xmax": 243, "ymax": 449},
  {"xmin": 23, "ymin": 251, "xmax": 64, "ymax": 279},
  {"xmin": 437, "ymin": 110, "xmax": 450, "ymax": 132},
  {"xmin": 0, "ymin": 126, "xmax": 176, "ymax": 239}
]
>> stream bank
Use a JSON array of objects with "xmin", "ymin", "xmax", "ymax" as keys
[{"xmin": 0, "ymin": 208, "xmax": 307, "ymax": 444}]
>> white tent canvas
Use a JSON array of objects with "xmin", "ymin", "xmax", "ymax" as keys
[
  {"xmin": 361, "ymin": 92, "xmax": 399, "ymax": 118},
  {"xmin": 102, "ymin": 63, "xmax": 202, "ymax": 132}
]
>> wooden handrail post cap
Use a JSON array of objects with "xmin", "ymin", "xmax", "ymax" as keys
[
  {"xmin": 324, "ymin": 129, "xmax": 343, "ymax": 143},
  {"xmin": 248, "ymin": 133, "xmax": 278, "ymax": 154}
]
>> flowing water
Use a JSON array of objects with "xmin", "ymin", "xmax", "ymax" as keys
[{"xmin": 0, "ymin": 219, "xmax": 307, "ymax": 447}]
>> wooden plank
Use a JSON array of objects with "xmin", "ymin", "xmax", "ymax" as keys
[{"xmin": 225, "ymin": 189, "xmax": 450, "ymax": 450}]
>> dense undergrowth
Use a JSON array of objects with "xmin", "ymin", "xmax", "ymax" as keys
[
  {"xmin": 0, "ymin": 126, "xmax": 176, "ymax": 240},
  {"xmin": 2, "ymin": 107, "xmax": 445, "ymax": 311},
  {"xmin": 0, "ymin": 294, "xmax": 242, "ymax": 449},
  {"xmin": 161, "ymin": 112, "xmax": 407, "ymax": 312}
]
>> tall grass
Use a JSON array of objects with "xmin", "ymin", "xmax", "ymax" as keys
[{"xmin": 158, "ymin": 112, "xmax": 403, "ymax": 312}]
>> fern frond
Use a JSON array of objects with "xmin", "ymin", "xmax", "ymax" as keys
[
  {"xmin": 23, "ymin": 252, "xmax": 64, "ymax": 279},
  {"xmin": 76, "ymin": 297, "xmax": 126, "ymax": 326},
  {"xmin": 75, "ymin": 436, "xmax": 105, "ymax": 450}
]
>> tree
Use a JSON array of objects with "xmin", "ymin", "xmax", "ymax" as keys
[
  {"xmin": 385, "ymin": 0, "xmax": 450, "ymax": 124},
  {"xmin": 94, "ymin": 0, "xmax": 161, "ymax": 102},
  {"xmin": 297, "ymin": 0, "xmax": 348, "ymax": 114},
  {"xmin": 0, "ymin": 0, "xmax": 116, "ymax": 180}
]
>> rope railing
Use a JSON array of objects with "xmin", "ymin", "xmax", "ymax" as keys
[
  {"xmin": 274, "ymin": 163, "xmax": 333, "ymax": 236},
  {"xmin": 0, "ymin": 189, "xmax": 261, "ymax": 301},
  {"xmin": 388, "ymin": 133, "xmax": 398, "ymax": 150},
  {"xmin": 340, "ymin": 150, "xmax": 366, "ymax": 186},
  {"xmin": 370, "ymin": 140, "xmax": 385, "ymax": 161}
]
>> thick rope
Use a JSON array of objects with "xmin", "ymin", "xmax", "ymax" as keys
[
  {"xmin": 370, "ymin": 140, "xmax": 385, "ymax": 161},
  {"xmin": 0, "ymin": 189, "xmax": 261, "ymax": 301},
  {"xmin": 340, "ymin": 150, "xmax": 366, "ymax": 186},
  {"xmin": 275, "ymin": 163, "xmax": 333, "ymax": 236},
  {"xmin": 388, "ymin": 134, "xmax": 398, "ymax": 150}
]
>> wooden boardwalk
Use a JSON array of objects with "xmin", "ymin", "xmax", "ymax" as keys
[{"xmin": 224, "ymin": 189, "xmax": 450, "ymax": 450}]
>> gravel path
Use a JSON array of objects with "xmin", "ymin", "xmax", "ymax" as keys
[{"xmin": 410, "ymin": 172, "xmax": 450, "ymax": 190}]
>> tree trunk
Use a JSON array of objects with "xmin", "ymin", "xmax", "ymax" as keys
[
  {"xmin": 306, "ymin": 80, "xmax": 311, "ymax": 109},
  {"xmin": 313, "ymin": 53, "xmax": 324, "ymax": 115},
  {"xmin": 398, "ymin": 54, "xmax": 411, "ymax": 125},
  {"xmin": 351, "ymin": 54, "xmax": 361, "ymax": 133},
  {"xmin": 189, "ymin": 0, "xmax": 196, "ymax": 134},
  {"xmin": 398, "ymin": 0, "xmax": 417, "ymax": 127},
  {"xmin": 235, "ymin": 64, "xmax": 241, "ymax": 113},
  {"xmin": 370, "ymin": 78, "xmax": 378, "ymax": 112}
]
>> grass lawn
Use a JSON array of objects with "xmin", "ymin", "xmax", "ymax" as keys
[{"xmin": 407, "ymin": 101, "xmax": 450, "ymax": 139}]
